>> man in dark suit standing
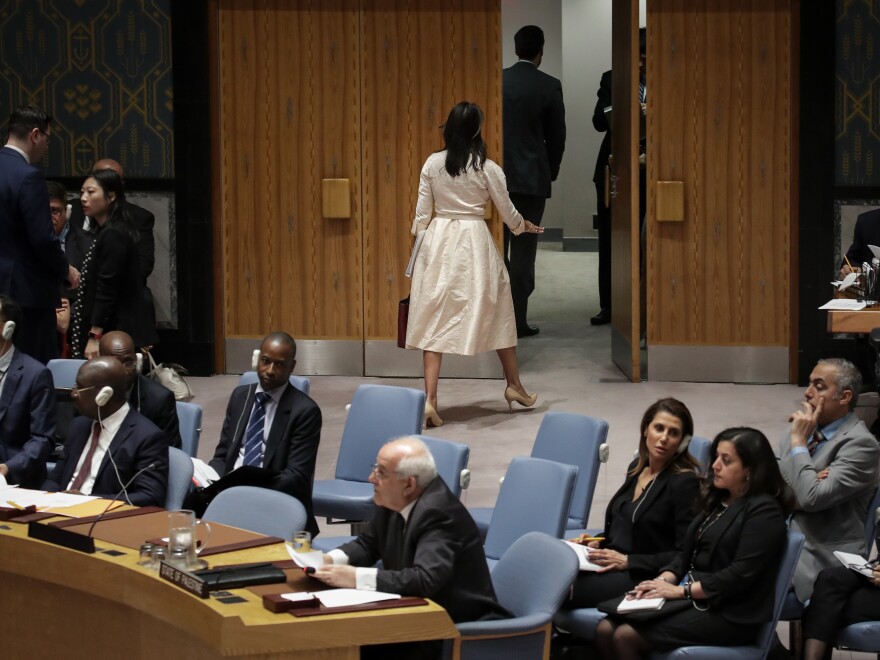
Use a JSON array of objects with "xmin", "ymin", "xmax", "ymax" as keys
[
  {"xmin": 43, "ymin": 357, "xmax": 168, "ymax": 507},
  {"xmin": 502, "ymin": 25, "xmax": 566, "ymax": 337},
  {"xmin": 0, "ymin": 296, "xmax": 55, "ymax": 489},
  {"xmin": 99, "ymin": 331, "xmax": 181, "ymax": 449},
  {"xmin": 314, "ymin": 438, "xmax": 507, "ymax": 633},
  {"xmin": 208, "ymin": 332, "xmax": 322, "ymax": 536},
  {"xmin": 0, "ymin": 106, "xmax": 78, "ymax": 363}
]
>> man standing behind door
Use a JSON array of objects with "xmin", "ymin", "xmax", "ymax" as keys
[{"xmin": 502, "ymin": 25, "xmax": 566, "ymax": 338}]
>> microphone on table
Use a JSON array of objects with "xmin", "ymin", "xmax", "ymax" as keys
[{"xmin": 86, "ymin": 463, "xmax": 156, "ymax": 538}]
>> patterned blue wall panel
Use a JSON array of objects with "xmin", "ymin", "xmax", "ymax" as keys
[{"xmin": 0, "ymin": 0, "xmax": 173, "ymax": 179}]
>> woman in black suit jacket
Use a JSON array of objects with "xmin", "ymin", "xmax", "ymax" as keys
[
  {"xmin": 597, "ymin": 427, "xmax": 794, "ymax": 659},
  {"xmin": 565, "ymin": 398, "xmax": 701, "ymax": 607},
  {"xmin": 69, "ymin": 169, "xmax": 157, "ymax": 358}
]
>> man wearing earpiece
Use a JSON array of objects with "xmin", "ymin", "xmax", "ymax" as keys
[
  {"xmin": 0, "ymin": 296, "xmax": 56, "ymax": 488},
  {"xmin": 209, "ymin": 332, "xmax": 322, "ymax": 536},
  {"xmin": 43, "ymin": 357, "xmax": 168, "ymax": 507},
  {"xmin": 98, "ymin": 331, "xmax": 181, "ymax": 449}
]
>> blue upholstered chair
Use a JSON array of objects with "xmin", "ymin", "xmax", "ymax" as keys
[
  {"xmin": 311, "ymin": 384, "xmax": 425, "ymax": 529},
  {"xmin": 687, "ymin": 436, "xmax": 712, "ymax": 474},
  {"xmin": 166, "ymin": 447, "xmax": 194, "ymax": 510},
  {"xmin": 470, "ymin": 412, "xmax": 607, "ymax": 540},
  {"xmin": 442, "ymin": 532, "xmax": 579, "ymax": 660},
  {"xmin": 483, "ymin": 456, "xmax": 578, "ymax": 570},
  {"xmin": 555, "ymin": 530, "xmax": 805, "ymax": 659},
  {"xmin": 47, "ymin": 358, "xmax": 86, "ymax": 388},
  {"xmin": 238, "ymin": 371, "xmax": 311, "ymax": 396},
  {"xmin": 311, "ymin": 434, "xmax": 471, "ymax": 553},
  {"xmin": 203, "ymin": 485, "xmax": 307, "ymax": 539},
  {"xmin": 175, "ymin": 401, "xmax": 202, "ymax": 458}
]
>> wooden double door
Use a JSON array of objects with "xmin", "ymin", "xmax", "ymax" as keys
[{"xmin": 210, "ymin": 0, "xmax": 504, "ymax": 375}]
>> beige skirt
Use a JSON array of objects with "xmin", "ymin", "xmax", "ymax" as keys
[{"xmin": 406, "ymin": 217, "xmax": 517, "ymax": 355}]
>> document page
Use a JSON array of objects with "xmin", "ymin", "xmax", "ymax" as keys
[
  {"xmin": 618, "ymin": 596, "xmax": 665, "ymax": 612},
  {"xmin": 834, "ymin": 550, "xmax": 875, "ymax": 577},
  {"xmin": 819, "ymin": 299, "xmax": 867, "ymax": 311},
  {"xmin": 563, "ymin": 540, "xmax": 603, "ymax": 572}
]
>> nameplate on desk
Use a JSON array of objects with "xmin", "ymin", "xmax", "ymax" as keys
[
  {"xmin": 27, "ymin": 520, "xmax": 96, "ymax": 553},
  {"xmin": 159, "ymin": 561, "xmax": 209, "ymax": 598}
]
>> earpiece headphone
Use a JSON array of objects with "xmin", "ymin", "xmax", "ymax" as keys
[
  {"xmin": 1, "ymin": 320, "xmax": 14, "ymax": 341},
  {"xmin": 252, "ymin": 349, "xmax": 260, "ymax": 371},
  {"xmin": 95, "ymin": 386, "xmax": 114, "ymax": 407},
  {"xmin": 136, "ymin": 352, "xmax": 143, "ymax": 374},
  {"xmin": 677, "ymin": 434, "xmax": 693, "ymax": 455}
]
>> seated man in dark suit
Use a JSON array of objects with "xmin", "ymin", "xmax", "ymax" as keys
[
  {"xmin": 840, "ymin": 207, "xmax": 880, "ymax": 277},
  {"xmin": 0, "ymin": 296, "xmax": 55, "ymax": 488},
  {"xmin": 314, "ymin": 437, "xmax": 508, "ymax": 641},
  {"xmin": 43, "ymin": 357, "xmax": 168, "ymax": 506},
  {"xmin": 208, "ymin": 332, "xmax": 321, "ymax": 535},
  {"xmin": 98, "ymin": 330, "xmax": 181, "ymax": 449}
]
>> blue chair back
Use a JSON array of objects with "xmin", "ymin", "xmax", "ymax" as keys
[
  {"xmin": 166, "ymin": 447, "xmax": 193, "ymax": 510},
  {"xmin": 203, "ymin": 486, "xmax": 307, "ymax": 539},
  {"xmin": 530, "ymin": 412, "xmax": 607, "ymax": 529},
  {"xmin": 238, "ymin": 371, "xmax": 311, "ymax": 396},
  {"xmin": 47, "ymin": 359, "xmax": 86, "ymax": 388},
  {"xmin": 484, "ymin": 457, "xmax": 578, "ymax": 563},
  {"xmin": 416, "ymin": 435, "xmax": 469, "ymax": 498},
  {"xmin": 688, "ymin": 436, "xmax": 712, "ymax": 475},
  {"xmin": 334, "ymin": 384, "xmax": 426, "ymax": 482},
  {"xmin": 176, "ymin": 401, "xmax": 202, "ymax": 458}
]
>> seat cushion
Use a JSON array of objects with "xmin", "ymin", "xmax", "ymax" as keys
[{"xmin": 554, "ymin": 607, "xmax": 606, "ymax": 640}]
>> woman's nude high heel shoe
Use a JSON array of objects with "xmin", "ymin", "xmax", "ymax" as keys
[
  {"xmin": 504, "ymin": 386, "xmax": 538, "ymax": 412},
  {"xmin": 424, "ymin": 402, "xmax": 444, "ymax": 428}
]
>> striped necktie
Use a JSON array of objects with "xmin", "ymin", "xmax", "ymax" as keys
[
  {"xmin": 639, "ymin": 81, "xmax": 647, "ymax": 103},
  {"xmin": 807, "ymin": 429, "xmax": 827, "ymax": 457},
  {"xmin": 243, "ymin": 392, "xmax": 270, "ymax": 467}
]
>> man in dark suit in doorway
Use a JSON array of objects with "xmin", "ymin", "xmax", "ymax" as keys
[{"xmin": 502, "ymin": 25, "xmax": 566, "ymax": 337}]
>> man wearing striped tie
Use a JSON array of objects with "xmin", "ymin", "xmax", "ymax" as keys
[
  {"xmin": 777, "ymin": 358, "xmax": 880, "ymax": 602},
  {"xmin": 209, "ymin": 332, "xmax": 322, "ymax": 536}
]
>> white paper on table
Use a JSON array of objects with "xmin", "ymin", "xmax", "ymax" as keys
[
  {"xmin": 313, "ymin": 588, "xmax": 401, "ymax": 608},
  {"xmin": 819, "ymin": 299, "xmax": 867, "ymax": 311},
  {"xmin": 285, "ymin": 542, "xmax": 325, "ymax": 570},
  {"xmin": 30, "ymin": 492, "xmax": 100, "ymax": 508},
  {"xmin": 617, "ymin": 596, "xmax": 666, "ymax": 613},
  {"xmin": 834, "ymin": 550, "xmax": 875, "ymax": 577},
  {"xmin": 190, "ymin": 458, "xmax": 220, "ymax": 488},
  {"xmin": 563, "ymin": 541, "xmax": 603, "ymax": 572},
  {"xmin": 869, "ymin": 245, "xmax": 880, "ymax": 259}
]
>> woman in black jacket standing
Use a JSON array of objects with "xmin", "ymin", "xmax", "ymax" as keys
[{"xmin": 70, "ymin": 169, "xmax": 156, "ymax": 358}]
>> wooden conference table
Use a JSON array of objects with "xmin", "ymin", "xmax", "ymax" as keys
[
  {"xmin": 0, "ymin": 510, "xmax": 458, "ymax": 659},
  {"xmin": 826, "ymin": 306, "xmax": 880, "ymax": 333}
]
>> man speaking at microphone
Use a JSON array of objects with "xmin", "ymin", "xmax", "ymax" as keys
[{"xmin": 43, "ymin": 357, "xmax": 167, "ymax": 506}]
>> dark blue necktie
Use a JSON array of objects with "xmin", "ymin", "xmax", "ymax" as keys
[{"xmin": 243, "ymin": 392, "xmax": 270, "ymax": 467}]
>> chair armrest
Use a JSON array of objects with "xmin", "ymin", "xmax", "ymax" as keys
[{"xmin": 457, "ymin": 613, "xmax": 550, "ymax": 638}]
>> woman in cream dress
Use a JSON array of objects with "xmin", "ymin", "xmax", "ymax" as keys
[{"xmin": 406, "ymin": 102, "xmax": 542, "ymax": 426}]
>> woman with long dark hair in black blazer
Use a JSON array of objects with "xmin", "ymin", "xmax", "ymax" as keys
[
  {"xmin": 564, "ymin": 398, "xmax": 701, "ymax": 608},
  {"xmin": 69, "ymin": 169, "xmax": 157, "ymax": 358},
  {"xmin": 596, "ymin": 427, "xmax": 794, "ymax": 659}
]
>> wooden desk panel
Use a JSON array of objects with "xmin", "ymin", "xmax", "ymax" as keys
[
  {"xmin": 0, "ymin": 523, "xmax": 457, "ymax": 659},
  {"xmin": 827, "ymin": 308, "xmax": 880, "ymax": 333}
]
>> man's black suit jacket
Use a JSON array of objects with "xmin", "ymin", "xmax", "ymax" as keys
[
  {"xmin": 339, "ymin": 477, "xmax": 509, "ymax": 624},
  {"xmin": 0, "ymin": 349, "xmax": 55, "ymax": 488},
  {"xmin": 601, "ymin": 463, "xmax": 700, "ymax": 577},
  {"xmin": 70, "ymin": 200, "xmax": 155, "ymax": 281},
  {"xmin": 502, "ymin": 61, "xmax": 566, "ymax": 199},
  {"xmin": 44, "ymin": 407, "xmax": 168, "ymax": 507},
  {"xmin": 663, "ymin": 494, "xmax": 787, "ymax": 626},
  {"xmin": 209, "ymin": 382, "xmax": 322, "ymax": 536},
  {"xmin": 0, "ymin": 147, "xmax": 68, "ymax": 309},
  {"xmin": 845, "ymin": 208, "xmax": 880, "ymax": 268},
  {"xmin": 131, "ymin": 373, "xmax": 181, "ymax": 449}
]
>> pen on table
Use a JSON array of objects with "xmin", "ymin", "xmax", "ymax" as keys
[
  {"xmin": 6, "ymin": 501, "xmax": 24, "ymax": 510},
  {"xmin": 845, "ymin": 255, "xmax": 855, "ymax": 271},
  {"xmin": 577, "ymin": 535, "xmax": 604, "ymax": 543}
]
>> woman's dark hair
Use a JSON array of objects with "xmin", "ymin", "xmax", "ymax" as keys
[
  {"xmin": 629, "ymin": 398, "xmax": 699, "ymax": 477},
  {"xmin": 88, "ymin": 168, "xmax": 139, "ymax": 243},
  {"xmin": 701, "ymin": 427, "xmax": 794, "ymax": 514},
  {"xmin": 442, "ymin": 102, "xmax": 487, "ymax": 177}
]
